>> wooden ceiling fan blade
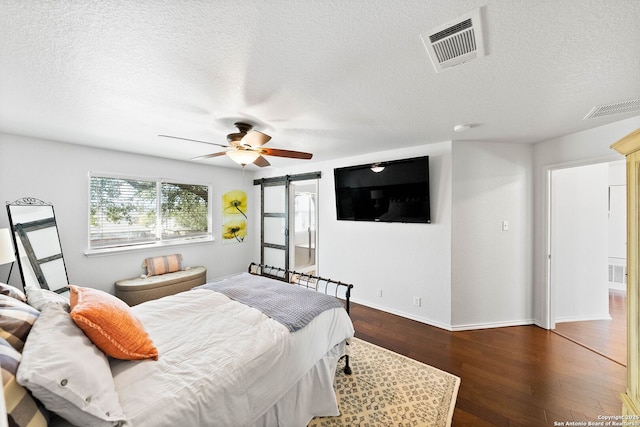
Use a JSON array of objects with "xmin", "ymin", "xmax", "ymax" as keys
[
  {"xmin": 190, "ymin": 151, "xmax": 228, "ymax": 160},
  {"xmin": 159, "ymin": 134, "xmax": 229, "ymax": 148},
  {"xmin": 253, "ymin": 155, "xmax": 271, "ymax": 167},
  {"xmin": 241, "ymin": 130, "xmax": 272, "ymax": 147},
  {"xmin": 260, "ymin": 148, "xmax": 313, "ymax": 159}
]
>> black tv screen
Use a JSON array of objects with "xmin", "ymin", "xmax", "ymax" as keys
[{"xmin": 334, "ymin": 156, "xmax": 431, "ymax": 223}]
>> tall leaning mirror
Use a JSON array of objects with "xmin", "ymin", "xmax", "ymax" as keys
[{"xmin": 6, "ymin": 197, "xmax": 69, "ymax": 293}]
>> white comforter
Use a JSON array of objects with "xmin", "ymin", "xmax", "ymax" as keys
[{"xmin": 109, "ymin": 286, "xmax": 354, "ymax": 426}]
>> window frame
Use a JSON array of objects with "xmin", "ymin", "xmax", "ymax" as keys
[{"xmin": 86, "ymin": 172, "xmax": 214, "ymax": 256}]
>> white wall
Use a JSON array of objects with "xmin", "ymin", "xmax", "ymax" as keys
[
  {"xmin": 254, "ymin": 142, "xmax": 454, "ymax": 329},
  {"xmin": 533, "ymin": 115, "xmax": 640, "ymax": 328},
  {"xmin": 552, "ymin": 163, "xmax": 610, "ymax": 323},
  {"xmin": 608, "ymin": 161, "xmax": 627, "ymax": 292},
  {"xmin": 0, "ymin": 134, "xmax": 256, "ymax": 293},
  {"xmin": 255, "ymin": 139, "xmax": 536, "ymax": 331},
  {"xmin": 451, "ymin": 141, "xmax": 533, "ymax": 329}
]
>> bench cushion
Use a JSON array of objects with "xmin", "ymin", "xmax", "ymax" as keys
[{"xmin": 115, "ymin": 267, "xmax": 206, "ymax": 306}]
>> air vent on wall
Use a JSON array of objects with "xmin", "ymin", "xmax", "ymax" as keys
[
  {"xmin": 584, "ymin": 98, "xmax": 640, "ymax": 119},
  {"xmin": 420, "ymin": 8, "xmax": 485, "ymax": 73},
  {"xmin": 609, "ymin": 264, "xmax": 627, "ymax": 285}
]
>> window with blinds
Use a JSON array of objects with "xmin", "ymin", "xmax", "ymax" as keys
[{"xmin": 89, "ymin": 175, "xmax": 211, "ymax": 249}]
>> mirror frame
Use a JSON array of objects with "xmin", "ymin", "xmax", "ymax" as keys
[{"xmin": 6, "ymin": 197, "xmax": 69, "ymax": 292}]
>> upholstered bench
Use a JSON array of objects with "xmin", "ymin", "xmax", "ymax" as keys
[{"xmin": 115, "ymin": 266, "xmax": 207, "ymax": 306}]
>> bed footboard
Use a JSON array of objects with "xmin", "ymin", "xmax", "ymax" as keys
[{"xmin": 248, "ymin": 262, "xmax": 353, "ymax": 375}]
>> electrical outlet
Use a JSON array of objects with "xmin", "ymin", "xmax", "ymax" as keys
[
  {"xmin": 413, "ymin": 296, "xmax": 421, "ymax": 307},
  {"xmin": 376, "ymin": 289, "xmax": 383, "ymax": 297}
]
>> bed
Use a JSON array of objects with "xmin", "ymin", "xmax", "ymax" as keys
[{"xmin": 5, "ymin": 263, "xmax": 354, "ymax": 427}]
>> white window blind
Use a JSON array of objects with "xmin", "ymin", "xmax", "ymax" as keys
[{"xmin": 89, "ymin": 175, "xmax": 211, "ymax": 249}]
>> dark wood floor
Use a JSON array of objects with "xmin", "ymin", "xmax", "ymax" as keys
[
  {"xmin": 350, "ymin": 302, "xmax": 626, "ymax": 427},
  {"xmin": 553, "ymin": 291, "xmax": 626, "ymax": 366}
]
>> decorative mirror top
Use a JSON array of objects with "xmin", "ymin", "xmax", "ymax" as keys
[{"xmin": 7, "ymin": 197, "xmax": 51, "ymax": 206}]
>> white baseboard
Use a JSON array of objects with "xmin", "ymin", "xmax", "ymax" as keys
[
  {"xmin": 350, "ymin": 297, "xmax": 535, "ymax": 332},
  {"xmin": 449, "ymin": 318, "xmax": 535, "ymax": 331},
  {"xmin": 350, "ymin": 298, "xmax": 454, "ymax": 331},
  {"xmin": 555, "ymin": 313, "xmax": 611, "ymax": 323},
  {"xmin": 609, "ymin": 283, "xmax": 626, "ymax": 293},
  {"xmin": 610, "ymin": 287, "xmax": 627, "ymax": 296}
]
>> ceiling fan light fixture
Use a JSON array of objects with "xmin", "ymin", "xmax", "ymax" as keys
[
  {"xmin": 371, "ymin": 163, "xmax": 385, "ymax": 173},
  {"xmin": 227, "ymin": 149, "xmax": 260, "ymax": 166}
]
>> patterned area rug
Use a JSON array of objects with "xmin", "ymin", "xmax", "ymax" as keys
[{"xmin": 308, "ymin": 338, "xmax": 460, "ymax": 427}]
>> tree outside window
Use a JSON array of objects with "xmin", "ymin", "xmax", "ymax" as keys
[{"xmin": 89, "ymin": 175, "xmax": 211, "ymax": 249}]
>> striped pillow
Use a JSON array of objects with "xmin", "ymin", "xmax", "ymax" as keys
[
  {"xmin": 0, "ymin": 282, "xmax": 26, "ymax": 302},
  {"xmin": 144, "ymin": 254, "xmax": 183, "ymax": 276},
  {"xmin": 0, "ymin": 294, "xmax": 39, "ymax": 352},
  {"xmin": 0, "ymin": 337, "xmax": 48, "ymax": 426}
]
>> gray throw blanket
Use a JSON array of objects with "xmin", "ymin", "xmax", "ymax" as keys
[{"xmin": 196, "ymin": 272, "xmax": 344, "ymax": 332}]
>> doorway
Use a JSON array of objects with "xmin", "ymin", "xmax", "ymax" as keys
[
  {"xmin": 547, "ymin": 159, "xmax": 626, "ymax": 365},
  {"xmin": 255, "ymin": 172, "xmax": 321, "ymax": 272},
  {"xmin": 291, "ymin": 180, "xmax": 317, "ymax": 273}
]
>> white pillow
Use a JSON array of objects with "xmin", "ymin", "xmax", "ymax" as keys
[
  {"xmin": 17, "ymin": 303, "xmax": 127, "ymax": 427},
  {"xmin": 25, "ymin": 287, "xmax": 69, "ymax": 311}
]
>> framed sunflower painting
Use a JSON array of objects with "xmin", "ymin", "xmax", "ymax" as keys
[{"xmin": 222, "ymin": 189, "xmax": 248, "ymax": 244}]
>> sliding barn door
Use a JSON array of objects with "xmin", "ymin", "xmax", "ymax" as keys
[{"xmin": 261, "ymin": 181, "xmax": 289, "ymax": 270}]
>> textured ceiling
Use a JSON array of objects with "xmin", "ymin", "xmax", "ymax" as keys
[{"xmin": 1, "ymin": 0, "xmax": 639, "ymax": 168}]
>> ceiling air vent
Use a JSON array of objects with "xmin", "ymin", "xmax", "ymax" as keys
[
  {"xmin": 420, "ymin": 8, "xmax": 485, "ymax": 73},
  {"xmin": 584, "ymin": 98, "xmax": 640, "ymax": 119}
]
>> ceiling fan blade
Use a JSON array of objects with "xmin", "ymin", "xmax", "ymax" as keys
[
  {"xmin": 159, "ymin": 134, "xmax": 229, "ymax": 148},
  {"xmin": 253, "ymin": 155, "xmax": 271, "ymax": 167},
  {"xmin": 241, "ymin": 130, "xmax": 272, "ymax": 147},
  {"xmin": 190, "ymin": 151, "xmax": 228, "ymax": 160},
  {"xmin": 259, "ymin": 148, "xmax": 313, "ymax": 159}
]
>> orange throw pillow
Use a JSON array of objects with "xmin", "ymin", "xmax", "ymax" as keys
[{"xmin": 68, "ymin": 285, "xmax": 158, "ymax": 361}]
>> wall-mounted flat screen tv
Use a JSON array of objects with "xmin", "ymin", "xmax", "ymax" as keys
[{"xmin": 334, "ymin": 156, "xmax": 431, "ymax": 223}]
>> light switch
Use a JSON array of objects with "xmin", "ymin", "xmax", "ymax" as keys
[{"xmin": 502, "ymin": 220, "xmax": 509, "ymax": 231}]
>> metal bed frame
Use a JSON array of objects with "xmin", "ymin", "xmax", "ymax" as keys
[{"xmin": 248, "ymin": 262, "xmax": 353, "ymax": 375}]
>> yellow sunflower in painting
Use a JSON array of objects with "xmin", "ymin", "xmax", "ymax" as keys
[
  {"xmin": 222, "ymin": 219, "xmax": 247, "ymax": 242},
  {"xmin": 222, "ymin": 190, "xmax": 247, "ymax": 218}
]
